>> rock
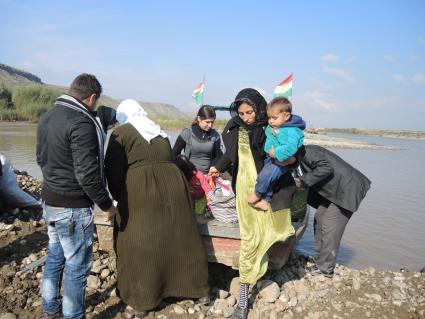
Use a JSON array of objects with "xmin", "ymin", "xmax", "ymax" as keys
[
  {"xmin": 279, "ymin": 291, "xmax": 289, "ymax": 303},
  {"xmin": 367, "ymin": 267, "xmax": 376, "ymax": 275},
  {"xmin": 282, "ymin": 311, "xmax": 294, "ymax": 319},
  {"xmin": 0, "ymin": 314, "xmax": 17, "ymax": 319},
  {"xmin": 382, "ymin": 276, "xmax": 391, "ymax": 285},
  {"xmin": 100, "ymin": 268, "xmax": 110, "ymax": 279},
  {"xmin": 229, "ymin": 277, "xmax": 240, "ymax": 296},
  {"xmin": 275, "ymin": 299, "xmax": 287, "ymax": 312},
  {"xmin": 214, "ymin": 299, "xmax": 228, "ymax": 313},
  {"xmin": 257, "ymin": 280, "xmax": 280, "ymax": 303},
  {"xmin": 366, "ymin": 293, "xmax": 382, "ymax": 302},
  {"xmin": 173, "ymin": 305, "xmax": 185, "ymax": 315},
  {"xmin": 188, "ymin": 308, "xmax": 195, "ymax": 314},
  {"xmin": 226, "ymin": 295, "xmax": 236, "ymax": 307},
  {"xmin": 269, "ymin": 309, "xmax": 278, "ymax": 319},
  {"xmin": 288, "ymin": 296, "xmax": 298, "ymax": 307},
  {"xmin": 197, "ymin": 313, "xmax": 205, "ymax": 319},
  {"xmin": 219, "ymin": 289, "xmax": 229, "ymax": 299},
  {"xmin": 293, "ymin": 280, "xmax": 308, "ymax": 294},
  {"xmin": 247, "ymin": 309, "xmax": 260, "ymax": 319},
  {"xmin": 223, "ymin": 306, "xmax": 234, "ymax": 318},
  {"xmin": 392, "ymin": 289, "xmax": 406, "ymax": 301},
  {"xmin": 87, "ymin": 275, "xmax": 100, "ymax": 290},
  {"xmin": 353, "ymin": 277, "xmax": 361, "ymax": 290}
]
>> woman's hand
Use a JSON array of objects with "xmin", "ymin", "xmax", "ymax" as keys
[{"xmin": 208, "ymin": 166, "xmax": 220, "ymax": 177}]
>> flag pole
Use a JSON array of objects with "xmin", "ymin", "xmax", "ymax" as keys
[{"xmin": 202, "ymin": 74, "xmax": 205, "ymax": 106}]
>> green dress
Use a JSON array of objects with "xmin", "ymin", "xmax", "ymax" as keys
[
  {"xmin": 236, "ymin": 128, "xmax": 295, "ymax": 284},
  {"xmin": 105, "ymin": 123, "xmax": 209, "ymax": 311}
]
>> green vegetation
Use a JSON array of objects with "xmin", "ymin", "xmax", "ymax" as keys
[
  {"xmin": 0, "ymin": 84, "xmax": 60, "ymax": 122},
  {"xmin": 0, "ymin": 83, "xmax": 13, "ymax": 109}
]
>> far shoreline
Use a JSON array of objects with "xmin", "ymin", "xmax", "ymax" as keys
[{"xmin": 1, "ymin": 120, "xmax": 424, "ymax": 141}]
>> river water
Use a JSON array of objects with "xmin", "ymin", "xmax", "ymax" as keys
[{"xmin": 1, "ymin": 122, "xmax": 424, "ymax": 271}]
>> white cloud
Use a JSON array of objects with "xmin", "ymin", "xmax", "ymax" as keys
[
  {"xmin": 301, "ymin": 90, "xmax": 335, "ymax": 110},
  {"xmin": 408, "ymin": 53, "xmax": 418, "ymax": 60},
  {"xmin": 412, "ymin": 73, "xmax": 425, "ymax": 83},
  {"xmin": 346, "ymin": 56, "xmax": 358, "ymax": 64},
  {"xmin": 322, "ymin": 65, "xmax": 351, "ymax": 81},
  {"xmin": 384, "ymin": 54, "xmax": 396, "ymax": 63},
  {"xmin": 391, "ymin": 74, "xmax": 405, "ymax": 82},
  {"xmin": 320, "ymin": 54, "xmax": 340, "ymax": 62}
]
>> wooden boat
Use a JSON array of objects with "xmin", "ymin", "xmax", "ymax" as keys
[
  {"xmin": 94, "ymin": 189, "xmax": 309, "ymax": 270},
  {"xmin": 196, "ymin": 189, "xmax": 309, "ymax": 269}
]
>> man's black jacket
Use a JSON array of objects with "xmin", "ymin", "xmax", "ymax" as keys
[
  {"xmin": 36, "ymin": 100, "xmax": 112, "ymax": 211},
  {"xmin": 298, "ymin": 145, "xmax": 371, "ymax": 213}
]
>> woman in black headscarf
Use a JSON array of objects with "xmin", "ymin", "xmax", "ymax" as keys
[
  {"xmin": 96, "ymin": 105, "xmax": 118, "ymax": 134},
  {"xmin": 209, "ymin": 88, "xmax": 296, "ymax": 319}
]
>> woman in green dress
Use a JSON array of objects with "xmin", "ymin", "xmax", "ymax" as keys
[
  {"xmin": 105, "ymin": 99, "xmax": 209, "ymax": 317},
  {"xmin": 209, "ymin": 88, "xmax": 296, "ymax": 319}
]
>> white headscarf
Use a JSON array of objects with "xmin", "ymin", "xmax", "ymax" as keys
[{"xmin": 116, "ymin": 99, "xmax": 168, "ymax": 143}]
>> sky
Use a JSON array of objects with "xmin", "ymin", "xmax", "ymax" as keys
[{"xmin": 1, "ymin": 0, "xmax": 424, "ymax": 130}]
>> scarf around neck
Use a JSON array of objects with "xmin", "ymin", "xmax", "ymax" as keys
[{"xmin": 55, "ymin": 94, "xmax": 106, "ymax": 184}]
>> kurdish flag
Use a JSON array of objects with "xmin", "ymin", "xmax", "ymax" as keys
[
  {"xmin": 273, "ymin": 73, "xmax": 293, "ymax": 97},
  {"xmin": 192, "ymin": 81, "xmax": 204, "ymax": 104}
]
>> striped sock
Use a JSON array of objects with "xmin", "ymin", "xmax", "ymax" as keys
[{"xmin": 238, "ymin": 283, "xmax": 249, "ymax": 309}]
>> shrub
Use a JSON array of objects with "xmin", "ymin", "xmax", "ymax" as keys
[
  {"xmin": 0, "ymin": 83, "xmax": 13, "ymax": 109},
  {"xmin": 9, "ymin": 85, "xmax": 60, "ymax": 121}
]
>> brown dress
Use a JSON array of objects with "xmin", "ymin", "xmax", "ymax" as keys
[{"xmin": 105, "ymin": 123, "xmax": 209, "ymax": 311}]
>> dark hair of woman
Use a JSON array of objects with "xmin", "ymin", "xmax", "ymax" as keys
[{"xmin": 192, "ymin": 105, "xmax": 216, "ymax": 125}]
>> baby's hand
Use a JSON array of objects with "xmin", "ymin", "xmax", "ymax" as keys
[{"xmin": 268, "ymin": 146, "xmax": 275, "ymax": 158}]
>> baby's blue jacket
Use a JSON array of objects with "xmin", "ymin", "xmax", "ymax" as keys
[{"xmin": 264, "ymin": 114, "xmax": 306, "ymax": 162}]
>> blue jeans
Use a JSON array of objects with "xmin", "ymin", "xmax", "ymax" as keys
[
  {"xmin": 255, "ymin": 157, "xmax": 288, "ymax": 202},
  {"xmin": 42, "ymin": 203, "xmax": 94, "ymax": 319}
]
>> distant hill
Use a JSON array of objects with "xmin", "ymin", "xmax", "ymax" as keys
[
  {"xmin": 0, "ymin": 63, "xmax": 189, "ymax": 119},
  {"xmin": 0, "ymin": 63, "xmax": 43, "ymax": 85}
]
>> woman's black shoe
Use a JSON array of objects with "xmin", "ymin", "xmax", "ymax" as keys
[{"xmin": 232, "ymin": 306, "xmax": 248, "ymax": 319}]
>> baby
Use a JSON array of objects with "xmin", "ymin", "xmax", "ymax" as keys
[{"xmin": 247, "ymin": 96, "xmax": 305, "ymax": 210}]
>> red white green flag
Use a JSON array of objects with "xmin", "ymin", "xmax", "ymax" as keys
[
  {"xmin": 192, "ymin": 81, "xmax": 204, "ymax": 104},
  {"xmin": 273, "ymin": 73, "xmax": 293, "ymax": 97}
]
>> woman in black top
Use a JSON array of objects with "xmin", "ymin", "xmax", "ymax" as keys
[{"xmin": 172, "ymin": 105, "xmax": 222, "ymax": 174}]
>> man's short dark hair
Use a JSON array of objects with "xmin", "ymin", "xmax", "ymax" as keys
[{"xmin": 68, "ymin": 73, "xmax": 102, "ymax": 101}]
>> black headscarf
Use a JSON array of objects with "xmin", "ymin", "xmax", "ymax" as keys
[
  {"xmin": 96, "ymin": 105, "xmax": 117, "ymax": 133},
  {"xmin": 229, "ymin": 88, "xmax": 268, "ymax": 156}
]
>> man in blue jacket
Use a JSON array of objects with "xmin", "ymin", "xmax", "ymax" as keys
[
  {"xmin": 37, "ymin": 74, "xmax": 117, "ymax": 319},
  {"xmin": 295, "ymin": 145, "xmax": 371, "ymax": 277}
]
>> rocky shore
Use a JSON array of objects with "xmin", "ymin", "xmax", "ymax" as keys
[{"xmin": 0, "ymin": 173, "xmax": 424, "ymax": 319}]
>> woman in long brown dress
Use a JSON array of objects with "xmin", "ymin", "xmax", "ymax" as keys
[{"xmin": 104, "ymin": 99, "xmax": 209, "ymax": 317}]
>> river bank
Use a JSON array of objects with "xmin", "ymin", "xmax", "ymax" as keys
[
  {"xmin": 314, "ymin": 128, "xmax": 425, "ymax": 140},
  {"xmin": 0, "ymin": 173, "xmax": 424, "ymax": 318}
]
